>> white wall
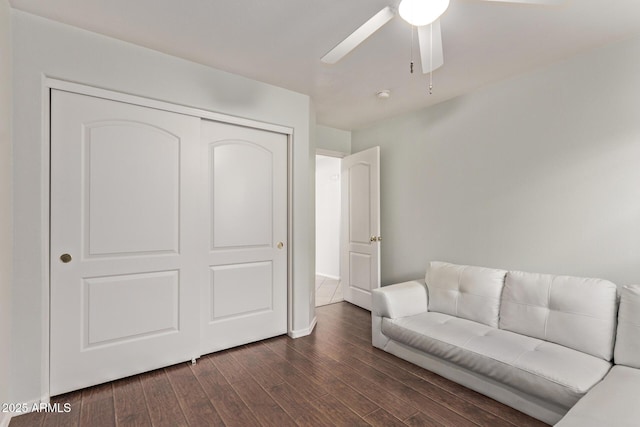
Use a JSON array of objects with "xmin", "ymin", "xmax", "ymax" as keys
[
  {"xmin": 0, "ymin": 0, "xmax": 12, "ymax": 416},
  {"xmin": 316, "ymin": 125, "xmax": 351, "ymax": 154},
  {"xmin": 353, "ymin": 34, "xmax": 640, "ymax": 286},
  {"xmin": 316, "ymin": 155, "xmax": 341, "ymax": 278},
  {"xmin": 11, "ymin": 11, "xmax": 315, "ymax": 403}
]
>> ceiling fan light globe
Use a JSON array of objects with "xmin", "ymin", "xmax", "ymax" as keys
[{"xmin": 398, "ymin": 0, "xmax": 450, "ymax": 27}]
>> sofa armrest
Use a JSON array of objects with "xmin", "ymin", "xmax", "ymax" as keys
[{"xmin": 372, "ymin": 280, "xmax": 428, "ymax": 319}]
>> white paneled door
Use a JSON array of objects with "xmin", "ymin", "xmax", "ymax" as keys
[
  {"xmin": 50, "ymin": 90, "xmax": 288, "ymax": 395},
  {"xmin": 340, "ymin": 147, "xmax": 381, "ymax": 310},
  {"xmin": 50, "ymin": 90, "xmax": 203, "ymax": 395},
  {"xmin": 200, "ymin": 120, "xmax": 288, "ymax": 354}
]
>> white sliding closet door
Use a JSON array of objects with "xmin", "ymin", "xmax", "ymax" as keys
[
  {"xmin": 200, "ymin": 120, "xmax": 288, "ymax": 354},
  {"xmin": 50, "ymin": 90, "xmax": 289, "ymax": 395},
  {"xmin": 50, "ymin": 90, "xmax": 203, "ymax": 395}
]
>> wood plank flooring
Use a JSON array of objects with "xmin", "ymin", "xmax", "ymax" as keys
[{"xmin": 10, "ymin": 302, "xmax": 548, "ymax": 427}]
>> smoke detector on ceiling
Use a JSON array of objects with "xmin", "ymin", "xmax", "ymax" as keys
[{"xmin": 376, "ymin": 90, "xmax": 391, "ymax": 99}]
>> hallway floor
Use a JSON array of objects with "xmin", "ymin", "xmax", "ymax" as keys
[{"xmin": 315, "ymin": 275, "xmax": 343, "ymax": 307}]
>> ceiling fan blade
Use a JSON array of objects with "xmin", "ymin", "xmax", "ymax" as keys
[
  {"xmin": 478, "ymin": 0, "xmax": 564, "ymax": 5},
  {"xmin": 321, "ymin": 6, "xmax": 396, "ymax": 64},
  {"xmin": 417, "ymin": 20, "xmax": 444, "ymax": 73}
]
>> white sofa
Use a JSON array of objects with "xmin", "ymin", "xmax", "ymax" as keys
[{"xmin": 372, "ymin": 261, "xmax": 640, "ymax": 425}]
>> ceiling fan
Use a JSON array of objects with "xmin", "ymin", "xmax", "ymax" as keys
[{"xmin": 321, "ymin": 0, "xmax": 563, "ymax": 76}]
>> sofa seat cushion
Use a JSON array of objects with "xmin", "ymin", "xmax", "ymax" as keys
[
  {"xmin": 556, "ymin": 366, "xmax": 640, "ymax": 427},
  {"xmin": 381, "ymin": 312, "xmax": 611, "ymax": 408}
]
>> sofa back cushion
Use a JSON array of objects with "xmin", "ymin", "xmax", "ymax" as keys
[
  {"xmin": 425, "ymin": 261, "xmax": 507, "ymax": 328},
  {"xmin": 500, "ymin": 271, "xmax": 618, "ymax": 361},
  {"xmin": 614, "ymin": 285, "xmax": 640, "ymax": 368}
]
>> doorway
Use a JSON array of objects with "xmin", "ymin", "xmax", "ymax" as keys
[
  {"xmin": 315, "ymin": 154, "xmax": 343, "ymax": 306},
  {"xmin": 314, "ymin": 146, "xmax": 381, "ymax": 310}
]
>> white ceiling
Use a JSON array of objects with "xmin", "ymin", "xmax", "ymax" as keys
[{"xmin": 9, "ymin": 0, "xmax": 640, "ymax": 130}]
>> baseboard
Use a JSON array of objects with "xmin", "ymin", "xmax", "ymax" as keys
[
  {"xmin": 0, "ymin": 412, "xmax": 11, "ymax": 427},
  {"xmin": 288, "ymin": 316, "xmax": 317, "ymax": 338},
  {"xmin": 316, "ymin": 273, "xmax": 340, "ymax": 281}
]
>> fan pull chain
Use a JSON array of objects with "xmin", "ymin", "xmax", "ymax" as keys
[
  {"xmin": 410, "ymin": 26, "xmax": 414, "ymax": 74},
  {"xmin": 429, "ymin": 23, "xmax": 433, "ymax": 95}
]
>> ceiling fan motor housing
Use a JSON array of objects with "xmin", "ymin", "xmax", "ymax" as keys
[{"xmin": 398, "ymin": 0, "xmax": 450, "ymax": 27}]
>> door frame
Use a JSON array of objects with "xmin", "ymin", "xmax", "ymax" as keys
[
  {"xmin": 316, "ymin": 148, "xmax": 347, "ymax": 159},
  {"xmin": 40, "ymin": 77, "xmax": 295, "ymax": 401}
]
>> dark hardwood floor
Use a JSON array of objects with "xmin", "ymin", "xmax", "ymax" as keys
[{"xmin": 10, "ymin": 302, "xmax": 548, "ymax": 426}]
